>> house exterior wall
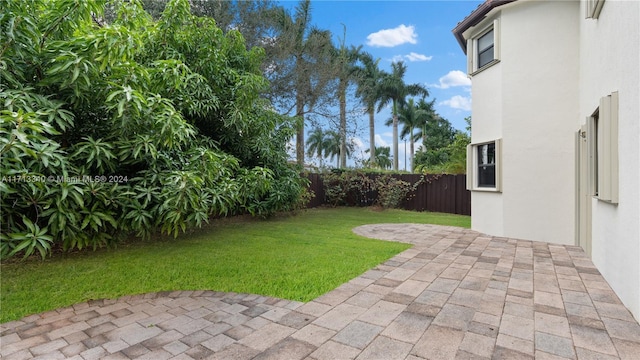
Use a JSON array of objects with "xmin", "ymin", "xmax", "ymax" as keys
[
  {"xmin": 470, "ymin": 62, "xmax": 504, "ymax": 236},
  {"xmin": 467, "ymin": 0, "xmax": 580, "ymax": 244},
  {"xmin": 459, "ymin": 0, "xmax": 640, "ymax": 319},
  {"xmin": 500, "ymin": 0, "xmax": 580, "ymax": 244},
  {"xmin": 579, "ymin": 0, "xmax": 640, "ymax": 320}
]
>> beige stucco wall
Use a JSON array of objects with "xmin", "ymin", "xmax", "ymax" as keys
[
  {"xmin": 470, "ymin": 62, "xmax": 504, "ymax": 236},
  {"xmin": 579, "ymin": 0, "xmax": 640, "ymax": 320},
  {"xmin": 468, "ymin": 0, "xmax": 580, "ymax": 244},
  {"xmin": 500, "ymin": 0, "xmax": 580, "ymax": 244}
]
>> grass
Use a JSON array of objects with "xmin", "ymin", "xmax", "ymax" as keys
[{"xmin": 0, "ymin": 207, "xmax": 470, "ymax": 323}]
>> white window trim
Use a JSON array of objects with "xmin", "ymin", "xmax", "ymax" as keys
[
  {"xmin": 588, "ymin": 91, "xmax": 618, "ymax": 204},
  {"xmin": 467, "ymin": 19, "xmax": 501, "ymax": 76},
  {"xmin": 467, "ymin": 138, "xmax": 502, "ymax": 192},
  {"xmin": 586, "ymin": 0, "xmax": 605, "ymax": 19}
]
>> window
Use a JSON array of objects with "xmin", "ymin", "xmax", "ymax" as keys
[
  {"xmin": 477, "ymin": 30, "xmax": 494, "ymax": 68},
  {"xmin": 586, "ymin": 0, "xmax": 605, "ymax": 19},
  {"xmin": 477, "ymin": 142, "xmax": 496, "ymax": 187},
  {"xmin": 467, "ymin": 19, "xmax": 500, "ymax": 75},
  {"xmin": 467, "ymin": 139, "xmax": 502, "ymax": 192},
  {"xmin": 588, "ymin": 92, "xmax": 618, "ymax": 203}
]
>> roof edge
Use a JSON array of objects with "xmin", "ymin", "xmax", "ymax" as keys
[{"xmin": 452, "ymin": 0, "xmax": 517, "ymax": 54}]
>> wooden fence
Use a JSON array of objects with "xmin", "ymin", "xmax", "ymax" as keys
[{"xmin": 305, "ymin": 173, "xmax": 471, "ymax": 216}]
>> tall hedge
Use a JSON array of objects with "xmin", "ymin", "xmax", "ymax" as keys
[{"xmin": 0, "ymin": 0, "xmax": 305, "ymax": 259}]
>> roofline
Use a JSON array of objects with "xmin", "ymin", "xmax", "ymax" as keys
[{"xmin": 452, "ymin": 0, "xmax": 517, "ymax": 54}]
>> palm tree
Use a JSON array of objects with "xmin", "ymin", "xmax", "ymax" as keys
[
  {"xmin": 365, "ymin": 146, "xmax": 392, "ymax": 169},
  {"xmin": 306, "ymin": 127, "xmax": 326, "ymax": 160},
  {"xmin": 305, "ymin": 127, "xmax": 351, "ymax": 168},
  {"xmin": 323, "ymin": 130, "xmax": 343, "ymax": 168},
  {"xmin": 413, "ymin": 98, "xmax": 438, "ymax": 144},
  {"xmin": 333, "ymin": 29, "xmax": 362, "ymax": 169},
  {"xmin": 385, "ymin": 98, "xmax": 430, "ymax": 171},
  {"xmin": 354, "ymin": 52, "xmax": 386, "ymax": 166},
  {"xmin": 377, "ymin": 61, "xmax": 428, "ymax": 170},
  {"xmin": 414, "ymin": 98, "xmax": 457, "ymax": 155},
  {"xmin": 270, "ymin": 0, "xmax": 333, "ymax": 166}
]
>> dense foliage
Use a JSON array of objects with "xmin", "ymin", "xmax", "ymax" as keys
[
  {"xmin": 414, "ymin": 116, "xmax": 471, "ymax": 174},
  {"xmin": 0, "ymin": 0, "xmax": 306, "ymax": 259},
  {"xmin": 322, "ymin": 170, "xmax": 418, "ymax": 209}
]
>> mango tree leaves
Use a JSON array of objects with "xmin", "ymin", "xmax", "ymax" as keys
[{"xmin": 1, "ymin": 0, "xmax": 302, "ymax": 259}]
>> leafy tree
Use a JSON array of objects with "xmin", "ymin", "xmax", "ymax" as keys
[
  {"xmin": 415, "ymin": 116, "xmax": 470, "ymax": 174},
  {"xmin": 138, "ymin": 0, "xmax": 169, "ymax": 19},
  {"xmin": 411, "ymin": 98, "xmax": 457, "ymax": 171},
  {"xmin": 354, "ymin": 51, "xmax": 386, "ymax": 166},
  {"xmin": 0, "ymin": 0, "xmax": 303, "ymax": 259},
  {"xmin": 443, "ymin": 130, "xmax": 471, "ymax": 173},
  {"xmin": 417, "ymin": 100, "xmax": 455, "ymax": 152},
  {"xmin": 189, "ymin": 0, "xmax": 281, "ymax": 52},
  {"xmin": 267, "ymin": 0, "xmax": 334, "ymax": 166},
  {"xmin": 377, "ymin": 61, "xmax": 428, "ymax": 170},
  {"xmin": 138, "ymin": 1, "xmax": 280, "ymax": 52}
]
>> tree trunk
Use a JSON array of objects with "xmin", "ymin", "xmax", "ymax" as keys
[
  {"xmin": 409, "ymin": 128, "xmax": 415, "ymax": 172},
  {"xmin": 339, "ymin": 80, "xmax": 347, "ymax": 168},
  {"xmin": 422, "ymin": 122, "xmax": 427, "ymax": 145},
  {"xmin": 392, "ymin": 99, "xmax": 399, "ymax": 171},
  {"xmin": 369, "ymin": 110, "xmax": 375, "ymax": 165},
  {"xmin": 392, "ymin": 113, "xmax": 399, "ymax": 171},
  {"xmin": 296, "ymin": 93, "xmax": 305, "ymax": 167}
]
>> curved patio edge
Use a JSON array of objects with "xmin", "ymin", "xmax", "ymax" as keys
[
  {"xmin": 2, "ymin": 223, "xmax": 639, "ymax": 359},
  {"xmin": 353, "ymin": 223, "xmax": 479, "ymax": 245}
]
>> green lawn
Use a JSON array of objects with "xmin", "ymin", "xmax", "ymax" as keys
[{"xmin": 0, "ymin": 207, "xmax": 470, "ymax": 323}]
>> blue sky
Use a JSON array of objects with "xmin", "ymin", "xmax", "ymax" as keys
[{"xmin": 277, "ymin": 0, "xmax": 483, "ymax": 168}]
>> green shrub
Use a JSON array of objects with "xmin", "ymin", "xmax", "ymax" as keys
[
  {"xmin": 0, "ymin": 0, "xmax": 303, "ymax": 259},
  {"xmin": 375, "ymin": 175, "xmax": 414, "ymax": 209},
  {"xmin": 322, "ymin": 171, "xmax": 374, "ymax": 207},
  {"xmin": 320, "ymin": 171, "xmax": 420, "ymax": 209}
]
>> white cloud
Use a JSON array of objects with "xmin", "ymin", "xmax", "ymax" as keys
[
  {"xmin": 405, "ymin": 52, "xmax": 432, "ymax": 62},
  {"xmin": 367, "ymin": 24, "xmax": 417, "ymax": 47},
  {"xmin": 432, "ymin": 70, "xmax": 471, "ymax": 89},
  {"xmin": 375, "ymin": 134, "xmax": 390, "ymax": 148},
  {"xmin": 440, "ymin": 95, "xmax": 472, "ymax": 111},
  {"xmin": 392, "ymin": 52, "xmax": 433, "ymax": 63},
  {"xmin": 351, "ymin": 137, "xmax": 366, "ymax": 151}
]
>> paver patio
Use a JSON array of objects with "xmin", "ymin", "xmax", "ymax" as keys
[{"xmin": 2, "ymin": 224, "xmax": 639, "ymax": 359}]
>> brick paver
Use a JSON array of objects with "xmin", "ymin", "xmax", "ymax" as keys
[{"xmin": 2, "ymin": 224, "xmax": 640, "ymax": 359}]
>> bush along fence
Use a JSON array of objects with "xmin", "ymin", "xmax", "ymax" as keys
[{"xmin": 305, "ymin": 172, "xmax": 471, "ymax": 216}]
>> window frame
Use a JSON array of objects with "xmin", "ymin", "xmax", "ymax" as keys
[
  {"xmin": 467, "ymin": 139, "xmax": 502, "ymax": 192},
  {"xmin": 467, "ymin": 19, "xmax": 501, "ymax": 75},
  {"xmin": 477, "ymin": 142, "xmax": 497, "ymax": 188},
  {"xmin": 588, "ymin": 92, "xmax": 618, "ymax": 204},
  {"xmin": 477, "ymin": 29, "xmax": 495, "ymax": 69}
]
